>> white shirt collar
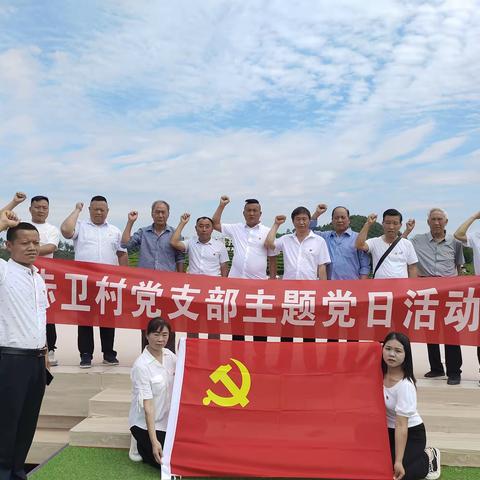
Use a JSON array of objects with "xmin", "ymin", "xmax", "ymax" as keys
[{"xmin": 8, "ymin": 258, "xmax": 38, "ymax": 274}]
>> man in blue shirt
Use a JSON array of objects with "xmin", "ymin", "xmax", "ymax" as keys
[{"xmin": 309, "ymin": 203, "xmax": 370, "ymax": 280}]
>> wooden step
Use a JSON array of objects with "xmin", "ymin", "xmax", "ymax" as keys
[
  {"xmin": 27, "ymin": 429, "xmax": 69, "ymax": 464},
  {"xmin": 36, "ymin": 415, "xmax": 84, "ymax": 430},
  {"xmin": 417, "ymin": 378, "xmax": 480, "ymax": 405},
  {"xmin": 69, "ymin": 416, "xmax": 130, "ymax": 449},
  {"xmin": 428, "ymin": 432, "xmax": 480, "ymax": 467}
]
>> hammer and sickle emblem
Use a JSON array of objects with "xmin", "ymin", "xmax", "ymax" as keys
[{"xmin": 202, "ymin": 358, "xmax": 251, "ymax": 408}]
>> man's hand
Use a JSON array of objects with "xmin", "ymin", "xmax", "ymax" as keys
[
  {"xmin": 0, "ymin": 210, "xmax": 20, "ymax": 231},
  {"xmin": 128, "ymin": 211, "xmax": 138, "ymax": 223},
  {"xmin": 274, "ymin": 215, "xmax": 286, "ymax": 225},
  {"xmin": 315, "ymin": 203, "xmax": 328, "ymax": 217},
  {"xmin": 13, "ymin": 192, "xmax": 27, "ymax": 205},
  {"xmin": 151, "ymin": 439, "xmax": 163, "ymax": 465},
  {"xmin": 179, "ymin": 213, "xmax": 190, "ymax": 224},
  {"xmin": 474, "ymin": 211, "xmax": 480, "ymax": 220},
  {"xmin": 219, "ymin": 195, "xmax": 230, "ymax": 206},
  {"xmin": 404, "ymin": 218, "xmax": 415, "ymax": 235},
  {"xmin": 75, "ymin": 202, "xmax": 84, "ymax": 212},
  {"xmin": 367, "ymin": 213, "xmax": 378, "ymax": 225}
]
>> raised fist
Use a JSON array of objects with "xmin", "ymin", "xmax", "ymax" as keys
[
  {"xmin": 315, "ymin": 203, "xmax": 328, "ymax": 216},
  {"xmin": 0, "ymin": 210, "xmax": 20, "ymax": 229},
  {"xmin": 180, "ymin": 213, "xmax": 191, "ymax": 224},
  {"xmin": 75, "ymin": 202, "xmax": 84, "ymax": 212},
  {"xmin": 367, "ymin": 213, "xmax": 378, "ymax": 225},
  {"xmin": 219, "ymin": 195, "xmax": 230, "ymax": 206},
  {"xmin": 405, "ymin": 218, "xmax": 415, "ymax": 232},
  {"xmin": 128, "ymin": 211, "xmax": 138, "ymax": 222},
  {"xmin": 13, "ymin": 192, "xmax": 27, "ymax": 204},
  {"xmin": 275, "ymin": 215, "xmax": 287, "ymax": 225},
  {"xmin": 474, "ymin": 211, "xmax": 480, "ymax": 220}
]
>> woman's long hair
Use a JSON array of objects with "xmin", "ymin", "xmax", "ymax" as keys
[{"xmin": 381, "ymin": 331, "xmax": 416, "ymax": 386}]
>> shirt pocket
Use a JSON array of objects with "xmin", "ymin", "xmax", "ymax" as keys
[{"xmin": 151, "ymin": 374, "xmax": 167, "ymax": 396}]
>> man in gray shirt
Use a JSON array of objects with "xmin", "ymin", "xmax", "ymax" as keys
[
  {"xmin": 407, "ymin": 208, "xmax": 465, "ymax": 385},
  {"xmin": 121, "ymin": 200, "xmax": 184, "ymax": 271},
  {"xmin": 122, "ymin": 200, "xmax": 184, "ymax": 352}
]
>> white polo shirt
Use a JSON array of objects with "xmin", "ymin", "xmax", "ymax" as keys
[
  {"xmin": 221, "ymin": 223, "xmax": 274, "ymax": 279},
  {"xmin": 183, "ymin": 236, "xmax": 229, "ymax": 276},
  {"xmin": 274, "ymin": 231, "xmax": 331, "ymax": 280},
  {"xmin": 32, "ymin": 221, "xmax": 60, "ymax": 259},
  {"xmin": 366, "ymin": 236, "xmax": 418, "ymax": 279},
  {"xmin": 0, "ymin": 259, "xmax": 48, "ymax": 349},
  {"xmin": 466, "ymin": 232, "xmax": 480, "ymax": 275},
  {"xmin": 72, "ymin": 220, "xmax": 126, "ymax": 265},
  {"xmin": 129, "ymin": 347, "xmax": 176, "ymax": 431}
]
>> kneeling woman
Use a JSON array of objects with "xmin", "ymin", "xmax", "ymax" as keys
[
  {"xmin": 382, "ymin": 332, "xmax": 440, "ymax": 480},
  {"xmin": 129, "ymin": 318, "xmax": 176, "ymax": 468}
]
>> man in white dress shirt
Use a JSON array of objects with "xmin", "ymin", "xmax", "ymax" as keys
[
  {"xmin": 265, "ymin": 206, "xmax": 330, "ymax": 342},
  {"xmin": 61, "ymin": 196, "xmax": 128, "ymax": 368},
  {"xmin": 0, "ymin": 211, "xmax": 49, "ymax": 480},
  {"xmin": 212, "ymin": 196, "xmax": 276, "ymax": 340}
]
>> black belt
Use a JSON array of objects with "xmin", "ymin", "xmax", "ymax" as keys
[{"xmin": 0, "ymin": 346, "xmax": 47, "ymax": 357}]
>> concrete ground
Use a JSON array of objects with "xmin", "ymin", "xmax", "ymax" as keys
[{"xmin": 49, "ymin": 324, "xmax": 479, "ymax": 383}]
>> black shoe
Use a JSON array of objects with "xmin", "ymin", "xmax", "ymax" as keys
[
  {"xmin": 424, "ymin": 370, "xmax": 445, "ymax": 378},
  {"xmin": 80, "ymin": 354, "xmax": 92, "ymax": 369},
  {"xmin": 103, "ymin": 355, "xmax": 119, "ymax": 365},
  {"xmin": 447, "ymin": 375, "xmax": 461, "ymax": 385}
]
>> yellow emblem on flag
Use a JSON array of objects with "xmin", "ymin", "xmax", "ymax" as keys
[{"xmin": 202, "ymin": 358, "xmax": 251, "ymax": 408}]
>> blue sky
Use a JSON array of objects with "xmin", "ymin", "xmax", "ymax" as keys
[{"xmin": 0, "ymin": 0, "xmax": 479, "ymax": 236}]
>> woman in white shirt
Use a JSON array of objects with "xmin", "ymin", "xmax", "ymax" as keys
[
  {"xmin": 382, "ymin": 332, "xmax": 440, "ymax": 480},
  {"xmin": 129, "ymin": 318, "xmax": 176, "ymax": 468}
]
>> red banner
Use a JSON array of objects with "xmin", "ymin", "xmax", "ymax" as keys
[
  {"xmin": 36, "ymin": 257, "xmax": 480, "ymax": 345},
  {"xmin": 162, "ymin": 338, "xmax": 391, "ymax": 479}
]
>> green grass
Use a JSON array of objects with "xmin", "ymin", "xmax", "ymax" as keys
[{"xmin": 29, "ymin": 446, "xmax": 480, "ymax": 479}]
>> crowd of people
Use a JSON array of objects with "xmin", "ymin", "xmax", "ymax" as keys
[{"xmin": 0, "ymin": 191, "xmax": 479, "ymax": 479}]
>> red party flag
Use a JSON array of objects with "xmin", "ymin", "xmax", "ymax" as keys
[{"xmin": 162, "ymin": 339, "xmax": 391, "ymax": 479}]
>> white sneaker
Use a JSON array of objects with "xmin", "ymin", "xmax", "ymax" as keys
[
  {"xmin": 48, "ymin": 350, "xmax": 58, "ymax": 367},
  {"xmin": 129, "ymin": 435, "xmax": 142, "ymax": 462},
  {"xmin": 425, "ymin": 447, "xmax": 441, "ymax": 480}
]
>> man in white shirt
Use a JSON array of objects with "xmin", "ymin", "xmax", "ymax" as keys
[
  {"xmin": 355, "ymin": 209, "xmax": 418, "ymax": 279},
  {"xmin": 29, "ymin": 196, "xmax": 61, "ymax": 365},
  {"xmin": 265, "ymin": 207, "xmax": 331, "ymax": 343},
  {"xmin": 265, "ymin": 207, "xmax": 330, "ymax": 281},
  {"xmin": 171, "ymin": 213, "xmax": 229, "ymax": 277},
  {"xmin": 0, "ymin": 212, "xmax": 49, "ymax": 480},
  {"xmin": 212, "ymin": 196, "xmax": 276, "ymax": 340},
  {"xmin": 61, "ymin": 196, "xmax": 128, "ymax": 368},
  {"xmin": 454, "ymin": 211, "xmax": 480, "ymax": 380}
]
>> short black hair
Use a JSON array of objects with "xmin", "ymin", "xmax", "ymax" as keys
[
  {"xmin": 146, "ymin": 318, "xmax": 171, "ymax": 336},
  {"xmin": 291, "ymin": 206, "xmax": 311, "ymax": 221},
  {"xmin": 6, "ymin": 222, "xmax": 39, "ymax": 242},
  {"xmin": 332, "ymin": 206, "xmax": 350, "ymax": 218},
  {"xmin": 31, "ymin": 196, "xmax": 49, "ymax": 205},
  {"xmin": 196, "ymin": 216, "xmax": 214, "ymax": 225},
  {"xmin": 90, "ymin": 195, "xmax": 108, "ymax": 203},
  {"xmin": 245, "ymin": 198, "xmax": 260, "ymax": 205},
  {"xmin": 383, "ymin": 209, "xmax": 402, "ymax": 222}
]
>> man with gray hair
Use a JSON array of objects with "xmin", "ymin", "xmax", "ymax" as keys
[
  {"xmin": 406, "ymin": 208, "xmax": 464, "ymax": 385},
  {"xmin": 121, "ymin": 200, "xmax": 184, "ymax": 271}
]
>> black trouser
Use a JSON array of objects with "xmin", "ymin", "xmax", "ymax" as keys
[
  {"xmin": 0, "ymin": 351, "xmax": 46, "ymax": 480},
  {"xmin": 130, "ymin": 426, "xmax": 166, "ymax": 470},
  {"xmin": 427, "ymin": 343, "xmax": 462, "ymax": 377},
  {"xmin": 78, "ymin": 326, "xmax": 115, "ymax": 358},
  {"xmin": 46, "ymin": 323, "xmax": 56, "ymax": 351},
  {"xmin": 388, "ymin": 424, "xmax": 429, "ymax": 480}
]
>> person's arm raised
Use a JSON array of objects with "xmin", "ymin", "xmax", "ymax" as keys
[
  {"xmin": 355, "ymin": 213, "xmax": 377, "ymax": 252},
  {"xmin": 0, "ymin": 192, "xmax": 26, "ymax": 214},
  {"xmin": 265, "ymin": 215, "xmax": 285, "ymax": 250},
  {"xmin": 454, "ymin": 212, "xmax": 480, "ymax": 243},
  {"xmin": 0, "ymin": 210, "xmax": 20, "ymax": 233},
  {"xmin": 170, "ymin": 213, "xmax": 189, "ymax": 252},
  {"xmin": 60, "ymin": 202, "xmax": 83, "ymax": 239},
  {"xmin": 212, "ymin": 195, "xmax": 230, "ymax": 232}
]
